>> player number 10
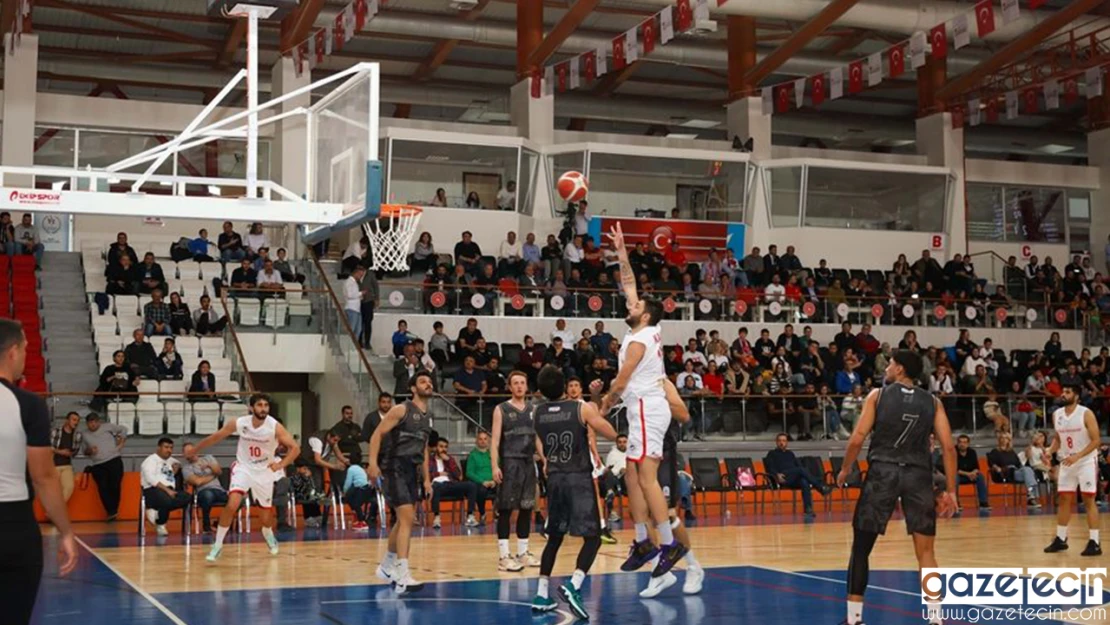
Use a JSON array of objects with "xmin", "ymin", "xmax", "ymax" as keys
[{"xmin": 250, "ymin": 446, "xmax": 262, "ymax": 458}]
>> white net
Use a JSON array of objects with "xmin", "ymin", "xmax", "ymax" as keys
[{"xmin": 364, "ymin": 208, "xmax": 421, "ymax": 271}]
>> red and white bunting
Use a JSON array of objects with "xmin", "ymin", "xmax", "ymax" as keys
[
  {"xmin": 306, "ymin": 35, "xmax": 317, "ymax": 69},
  {"xmin": 1005, "ymin": 91, "xmax": 1019, "ymax": 119},
  {"xmin": 324, "ymin": 23, "xmax": 334, "ymax": 56},
  {"xmin": 343, "ymin": 4, "xmax": 355, "ymax": 42},
  {"xmin": 794, "ymin": 77, "xmax": 806, "ymax": 108},
  {"xmin": 761, "ymin": 87, "xmax": 773, "ymax": 115},
  {"xmin": 294, "ymin": 44, "xmax": 306, "ymax": 77},
  {"xmin": 289, "ymin": 1, "xmax": 377, "ymax": 77},
  {"xmin": 975, "ymin": 0, "xmax": 996, "ymax": 38},
  {"xmin": 612, "ymin": 33, "xmax": 627, "ymax": 70},
  {"xmin": 968, "ymin": 98, "xmax": 981, "ymax": 126},
  {"xmin": 1064, "ymin": 78, "xmax": 1079, "ymax": 105},
  {"xmin": 569, "ymin": 56, "xmax": 581, "ymax": 90},
  {"xmin": 848, "ymin": 60, "xmax": 864, "ymax": 94},
  {"xmin": 812, "ymin": 73, "xmax": 826, "ymax": 106},
  {"xmin": 829, "ymin": 66, "xmax": 844, "ymax": 100},
  {"xmin": 930, "ymin": 23, "xmax": 948, "ymax": 59},
  {"xmin": 555, "ymin": 61, "xmax": 569, "ymax": 93},
  {"xmin": 1088, "ymin": 66, "xmax": 1103, "ymax": 97},
  {"xmin": 693, "ymin": 0, "xmax": 709, "ymax": 23},
  {"xmin": 596, "ymin": 46, "xmax": 608, "ymax": 75},
  {"xmin": 953, "ymin": 14, "xmax": 970, "ymax": 50},
  {"xmin": 675, "ymin": 0, "xmax": 693, "ymax": 32},
  {"xmin": 333, "ymin": 13, "xmax": 345, "ymax": 51},
  {"xmin": 1001, "ymin": 0, "xmax": 1020, "ymax": 24},
  {"xmin": 867, "ymin": 52, "xmax": 882, "ymax": 87},
  {"xmin": 583, "ymin": 50, "xmax": 598, "ymax": 83},
  {"xmin": 776, "ymin": 84, "xmax": 791, "ymax": 113},
  {"xmin": 660, "ymin": 7, "xmax": 675, "ymax": 43},
  {"xmin": 1044, "ymin": 78, "xmax": 1060, "ymax": 110},
  {"xmin": 544, "ymin": 65, "xmax": 555, "ymax": 97},
  {"xmin": 985, "ymin": 98, "xmax": 999, "ymax": 123},
  {"xmin": 1023, "ymin": 87, "xmax": 1039, "ymax": 114},
  {"xmin": 889, "ymin": 44, "xmax": 905, "ymax": 78},
  {"xmin": 314, "ymin": 29, "xmax": 326, "ymax": 64},
  {"xmin": 624, "ymin": 27, "xmax": 639, "ymax": 63},
  {"xmin": 910, "ymin": 31, "xmax": 927, "ymax": 69},
  {"xmin": 1030, "ymin": 0, "xmax": 1047, "ymax": 7},
  {"xmin": 641, "ymin": 17, "xmax": 657, "ymax": 55}
]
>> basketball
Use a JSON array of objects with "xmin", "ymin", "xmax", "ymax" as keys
[{"xmin": 557, "ymin": 170, "xmax": 589, "ymax": 202}]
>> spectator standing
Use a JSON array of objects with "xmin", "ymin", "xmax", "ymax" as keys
[
  {"xmin": 360, "ymin": 265, "xmax": 379, "ymax": 350},
  {"xmin": 82, "ymin": 413, "xmax": 128, "ymax": 520},
  {"xmin": 763, "ymin": 433, "xmax": 829, "ymax": 517},
  {"xmin": 344, "ymin": 266, "xmax": 367, "ymax": 342},
  {"xmin": 13, "ymin": 213, "xmax": 44, "ymax": 269},
  {"xmin": 50, "ymin": 411, "xmax": 83, "ymax": 502},
  {"xmin": 140, "ymin": 437, "xmax": 188, "ymax": 535},
  {"xmin": 986, "ymin": 433, "xmax": 1042, "ymax": 508},
  {"xmin": 217, "ymin": 221, "xmax": 245, "ymax": 262},
  {"xmin": 182, "ymin": 443, "xmax": 228, "ymax": 533},
  {"xmin": 428, "ymin": 438, "xmax": 480, "ymax": 528},
  {"xmin": 333, "ymin": 405, "xmax": 364, "ymax": 466}
]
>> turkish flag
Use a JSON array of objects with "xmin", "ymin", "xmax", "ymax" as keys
[
  {"xmin": 583, "ymin": 50, "xmax": 597, "ymax": 83},
  {"xmin": 1064, "ymin": 78, "xmax": 1078, "ymax": 105},
  {"xmin": 355, "ymin": 0, "xmax": 368, "ymax": 31},
  {"xmin": 812, "ymin": 73, "xmax": 826, "ymax": 106},
  {"xmin": 1030, "ymin": 0, "xmax": 1047, "ymax": 7},
  {"xmin": 930, "ymin": 23, "xmax": 947, "ymax": 59},
  {"xmin": 985, "ymin": 98, "xmax": 998, "ymax": 123},
  {"xmin": 675, "ymin": 0, "xmax": 693, "ymax": 32},
  {"xmin": 1024, "ymin": 87, "xmax": 1039, "ymax": 113},
  {"xmin": 889, "ymin": 44, "xmax": 905, "ymax": 78},
  {"xmin": 333, "ymin": 13, "xmax": 345, "ymax": 51},
  {"xmin": 294, "ymin": 45, "xmax": 305, "ymax": 76},
  {"xmin": 951, "ymin": 104, "xmax": 964, "ymax": 129},
  {"xmin": 848, "ymin": 60, "xmax": 864, "ymax": 93},
  {"xmin": 641, "ymin": 18, "xmax": 656, "ymax": 55},
  {"xmin": 776, "ymin": 85, "xmax": 791, "ymax": 113},
  {"xmin": 975, "ymin": 0, "xmax": 996, "ymax": 37},
  {"xmin": 314, "ymin": 30, "xmax": 326, "ymax": 63},
  {"xmin": 531, "ymin": 69, "xmax": 542, "ymax": 98},
  {"xmin": 556, "ymin": 62, "xmax": 569, "ymax": 92},
  {"xmin": 612, "ymin": 34, "xmax": 627, "ymax": 70}
]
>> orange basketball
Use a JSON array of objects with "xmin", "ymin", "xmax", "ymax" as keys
[{"xmin": 557, "ymin": 170, "xmax": 589, "ymax": 202}]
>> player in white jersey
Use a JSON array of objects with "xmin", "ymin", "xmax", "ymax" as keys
[
  {"xmin": 192, "ymin": 394, "xmax": 300, "ymax": 562},
  {"xmin": 1044, "ymin": 383, "xmax": 1102, "ymax": 556},
  {"xmin": 601, "ymin": 222, "xmax": 687, "ymax": 580}
]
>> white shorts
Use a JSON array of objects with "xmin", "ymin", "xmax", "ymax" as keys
[
  {"xmin": 229, "ymin": 462, "xmax": 276, "ymax": 508},
  {"xmin": 626, "ymin": 395, "xmax": 670, "ymax": 462},
  {"xmin": 1058, "ymin": 460, "xmax": 1098, "ymax": 496}
]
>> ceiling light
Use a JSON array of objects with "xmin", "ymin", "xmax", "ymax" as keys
[
  {"xmin": 679, "ymin": 119, "xmax": 719, "ymax": 129},
  {"xmin": 666, "ymin": 133, "xmax": 699, "ymax": 140},
  {"xmin": 1036, "ymin": 144, "xmax": 1074, "ymax": 154}
]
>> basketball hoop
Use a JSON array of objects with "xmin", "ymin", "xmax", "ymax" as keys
[{"xmin": 364, "ymin": 204, "xmax": 422, "ymax": 272}]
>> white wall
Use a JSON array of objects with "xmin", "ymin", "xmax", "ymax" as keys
[
  {"xmin": 238, "ymin": 333, "xmax": 328, "ymax": 373},
  {"xmin": 771, "ymin": 146, "xmax": 928, "ymax": 166},
  {"xmin": 310, "ymin": 354, "xmax": 359, "ymax": 432},
  {"xmin": 966, "ymin": 159, "xmax": 1100, "ymax": 189},
  {"xmin": 407, "ymin": 206, "xmax": 563, "ymax": 261},
  {"xmin": 35, "ymin": 93, "xmax": 273, "ymax": 135},
  {"xmin": 371, "ymin": 312, "xmax": 1084, "ymax": 355},
  {"xmin": 766, "ymin": 227, "xmax": 947, "ymax": 269}
]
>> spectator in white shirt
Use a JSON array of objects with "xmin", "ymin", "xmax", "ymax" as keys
[
  {"xmin": 563, "ymin": 234, "xmax": 584, "ymax": 277},
  {"xmin": 496, "ymin": 180, "xmax": 517, "ymax": 211},
  {"xmin": 676, "ymin": 360, "xmax": 704, "ymax": 390},
  {"xmin": 344, "ymin": 266, "xmax": 367, "ymax": 342},
  {"xmin": 574, "ymin": 201, "xmax": 590, "ymax": 236},
  {"xmin": 256, "ymin": 259, "xmax": 285, "ymax": 295},
  {"xmin": 600, "ymin": 433, "xmax": 627, "ymax": 522},
  {"xmin": 763, "ymin": 273, "xmax": 786, "ymax": 302},
  {"xmin": 497, "ymin": 231, "xmax": 524, "ymax": 278},
  {"xmin": 681, "ymin": 339, "xmax": 707, "ymax": 368},
  {"xmin": 244, "ymin": 222, "xmax": 269, "ymax": 260},
  {"xmin": 551, "ymin": 318, "xmax": 575, "ymax": 347},
  {"xmin": 140, "ymin": 437, "xmax": 189, "ymax": 536},
  {"xmin": 960, "ymin": 347, "xmax": 988, "ymax": 380},
  {"xmin": 342, "ymin": 235, "xmax": 369, "ymax": 275}
]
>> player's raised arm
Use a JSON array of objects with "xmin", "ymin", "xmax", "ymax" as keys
[
  {"xmin": 490, "ymin": 404, "xmax": 504, "ymax": 484},
  {"xmin": 271, "ymin": 423, "xmax": 300, "ymax": 472},
  {"xmin": 1065, "ymin": 409, "xmax": 1103, "ymax": 466},
  {"xmin": 367, "ymin": 404, "xmax": 406, "ymax": 480},
  {"xmin": 581, "ymin": 400, "xmax": 618, "ymax": 442},
  {"xmin": 607, "ymin": 222, "xmax": 639, "ymax": 308},
  {"xmin": 837, "ymin": 389, "xmax": 879, "ymax": 484},
  {"xmin": 193, "ymin": 418, "xmax": 238, "ymax": 455}
]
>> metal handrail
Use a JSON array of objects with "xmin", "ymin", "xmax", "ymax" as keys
[
  {"xmin": 218, "ymin": 293, "xmax": 255, "ymax": 392},
  {"xmin": 306, "ymin": 253, "xmax": 385, "ymax": 394}
]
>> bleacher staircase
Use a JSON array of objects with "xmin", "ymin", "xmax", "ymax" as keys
[{"xmin": 43, "ymin": 251, "xmax": 99, "ymax": 417}]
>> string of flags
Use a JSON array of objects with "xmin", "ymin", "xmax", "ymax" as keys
[
  {"xmin": 7, "ymin": 0, "xmax": 33, "ymax": 56},
  {"xmin": 533, "ymin": 0, "xmax": 713, "ymax": 98},
  {"xmin": 290, "ymin": 0, "xmax": 383, "ymax": 77}
]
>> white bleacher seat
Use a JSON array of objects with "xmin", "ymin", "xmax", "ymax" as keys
[
  {"xmin": 165, "ymin": 403, "xmax": 188, "ymax": 435},
  {"xmin": 236, "ymin": 298, "xmax": 261, "ymax": 326},
  {"xmin": 108, "ymin": 402, "xmax": 136, "ymax": 435},
  {"xmin": 92, "ymin": 318, "xmax": 119, "ymax": 338},
  {"xmin": 199, "ymin": 336, "xmax": 223, "ymax": 358},
  {"xmin": 180, "ymin": 279, "xmax": 206, "ymax": 297},
  {"xmin": 117, "ymin": 316, "xmax": 143, "ymax": 334},
  {"xmin": 263, "ymin": 300, "xmax": 288, "ymax": 328},
  {"xmin": 197, "ymin": 261, "xmax": 221, "ymax": 280},
  {"xmin": 136, "ymin": 407, "xmax": 165, "ymax": 435},
  {"xmin": 114, "ymin": 295, "xmax": 139, "ymax": 315},
  {"xmin": 288, "ymin": 299, "xmax": 312, "ymax": 323},
  {"xmin": 192, "ymin": 403, "xmax": 222, "ymax": 434},
  {"xmin": 137, "ymin": 294, "xmax": 153, "ymax": 311}
]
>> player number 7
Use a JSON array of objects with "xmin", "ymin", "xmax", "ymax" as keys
[{"xmin": 893, "ymin": 414, "xmax": 918, "ymax": 448}]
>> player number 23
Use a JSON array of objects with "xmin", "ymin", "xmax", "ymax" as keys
[
  {"xmin": 893, "ymin": 414, "xmax": 919, "ymax": 448},
  {"xmin": 545, "ymin": 432, "xmax": 574, "ymax": 464}
]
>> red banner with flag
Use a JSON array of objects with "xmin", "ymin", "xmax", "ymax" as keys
[
  {"xmin": 333, "ymin": 13, "xmax": 346, "ymax": 51},
  {"xmin": 1024, "ymin": 87, "xmax": 1039, "ymax": 113},
  {"xmin": 314, "ymin": 30, "xmax": 326, "ymax": 64},
  {"xmin": 848, "ymin": 60, "xmax": 863, "ymax": 93},
  {"xmin": 612, "ymin": 35, "xmax": 627, "ymax": 70},
  {"xmin": 556, "ymin": 62, "xmax": 568, "ymax": 92},
  {"xmin": 985, "ymin": 98, "xmax": 998, "ymax": 123},
  {"xmin": 355, "ymin": 0, "xmax": 368, "ymax": 31},
  {"xmin": 530, "ymin": 69, "xmax": 542, "ymax": 98},
  {"xmin": 675, "ymin": 0, "xmax": 693, "ymax": 32},
  {"xmin": 776, "ymin": 85, "xmax": 790, "ymax": 113},
  {"xmin": 583, "ymin": 50, "xmax": 597, "ymax": 83},
  {"xmin": 641, "ymin": 18, "xmax": 656, "ymax": 55},
  {"xmin": 889, "ymin": 44, "xmax": 905, "ymax": 78},
  {"xmin": 930, "ymin": 23, "xmax": 947, "ymax": 59},
  {"xmin": 1064, "ymin": 78, "xmax": 1078, "ymax": 105},
  {"xmin": 975, "ymin": 0, "xmax": 996, "ymax": 37},
  {"xmin": 811, "ymin": 74, "xmax": 825, "ymax": 106}
]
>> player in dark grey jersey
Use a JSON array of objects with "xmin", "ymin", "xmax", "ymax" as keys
[
  {"xmin": 490, "ymin": 370, "xmax": 538, "ymax": 572},
  {"xmin": 836, "ymin": 350, "xmax": 958, "ymax": 625},
  {"xmin": 531, "ymin": 365, "xmax": 618, "ymax": 621},
  {"xmin": 368, "ymin": 371, "xmax": 435, "ymax": 595}
]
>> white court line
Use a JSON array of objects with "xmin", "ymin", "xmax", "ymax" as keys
[
  {"xmin": 321, "ymin": 596, "xmax": 575, "ymax": 625},
  {"xmin": 75, "ymin": 537, "xmax": 190, "ymax": 625}
]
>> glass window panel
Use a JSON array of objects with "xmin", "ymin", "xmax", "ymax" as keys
[
  {"xmin": 387, "ymin": 140, "xmax": 519, "ymax": 211},
  {"xmin": 1068, "ymin": 192, "xmax": 1090, "ymax": 220},
  {"xmin": 33, "ymin": 127, "xmax": 76, "ymax": 168},
  {"xmin": 766, "ymin": 166, "xmax": 802, "ymax": 227},
  {"xmin": 966, "ymin": 184, "xmax": 1005, "ymax": 241},
  {"xmin": 549, "ymin": 151, "xmax": 585, "ymax": 216},
  {"xmin": 518, "ymin": 148, "xmax": 540, "ymax": 217},
  {"xmin": 585, "ymin": 153, "xmax": 746, "ymax": 220},
  {"xmin": 1003, "ymin": 186, "xmax": 1065, "ymax": 242},
  {"xmin": 803, "ymin": 167, "xmax": 946, "ymax": 232}
]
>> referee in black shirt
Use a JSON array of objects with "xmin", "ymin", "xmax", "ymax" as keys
[{"xmin": 0, "ymin": 319, "xmax": 77, "ymax": 624}]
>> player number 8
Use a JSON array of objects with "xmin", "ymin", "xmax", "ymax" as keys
[{"xmin": 1066, "ymin": 436, "xmax": 1074, "ymax": 450}]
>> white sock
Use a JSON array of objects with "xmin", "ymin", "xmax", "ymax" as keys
[
  {"xmin": 657, "ymin": 521, "xmax": 674, "ymax": 545},
  {"xmin": 382, "ymin": 551, "xmax": 397, "ymax": 571},
  {"xmin": 537, "ymin": 577, "xmax": 550, "ymax": 598},
  {"xmin": 261, "ymin": 527, "xmax": 275, "ymax": 543},
  {"xmin": 684, "ymin": 550, "xmax": 699, "ymax": 567},
  {"xmin": 1058, "ymin": 525, "xmax": 1069, "ymax": 541},
  {"xmin": 213, "ymin": 525, "xmax": 230, "ymax": 549},
  {"xmin": 1091, "ymin": 529, "xmax": 1100, "ymax": 543},
  {"xmin": 517, "ymin": 538, "xmax": 529, "ymax": 557},
  {"xmin": 571, "ymin": 569, "xmax": 586, "ymax": 590},
  {"xmin": 498, "ymin": 539, "xmax": 510, "ymax": 559},
  {"xmin": 396, "ymin": 558, "xmax": 410, "ymax": 580},
  {"xmin": 847, "ymin": 599, "xmax": 863, "ymax": 625},
  {"xmin": 635, "ymin": 523, "xmax": 648, "ymax": 542},
  {"xmin": 926, "ymin": 600, "xmax": 942, "ymax": 624}
]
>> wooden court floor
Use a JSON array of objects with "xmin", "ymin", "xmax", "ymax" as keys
[{"xmin": 33, "ymin": 511, "xmax": 1110, "ymax": 625}]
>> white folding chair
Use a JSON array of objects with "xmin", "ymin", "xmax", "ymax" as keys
[
  {"xmin": 199, "ymin": 336, "xmax": 223, "ymax": 358},
  {"xmin": 114, "ymin": 295, "xmax": 140, "ymax": 316},
  {"xmin": 165, "ymin": 402, "xmax": 188, "ymax": 435},
  {"xmin": 192, "ymin": 403, "xmax": 222, "ymax": 434},
  {"xmin": 237, "ymin": 299, "xmax": 261, "ymax": 326},
  {"xmin": 108, "ymin": 402, "xmax": 136, "ymax": 435},
  {"xmin": 136, "ymin": 406, "xmax": 165, "ymax": 435}
]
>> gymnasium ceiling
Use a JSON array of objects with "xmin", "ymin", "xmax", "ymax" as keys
[{"xmin": 8, "ymin": 0, "xmax": 1108, "ymax": 162}]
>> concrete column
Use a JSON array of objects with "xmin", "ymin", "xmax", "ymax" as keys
[
  {"xmin": 270, "ymin": 57, "xmax": 310, "ymax": 255},
  {"xmin": 916, "ymin": 112, "xmax": 964, "ymax": 262},
  {"xmin": 2, "ymin": 33, "xmax": 38, "ymax": 187},
  {"xmin": 1088, "ymin": 127, "xmax": 1110, "ymax": 273},
  {"xmin": 510, "ymin": 79, "xmax": 554, "ymax": 144},
  {"xmin": 726, "ymin": 97, "xmax": 771, "ymax": 253}
]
